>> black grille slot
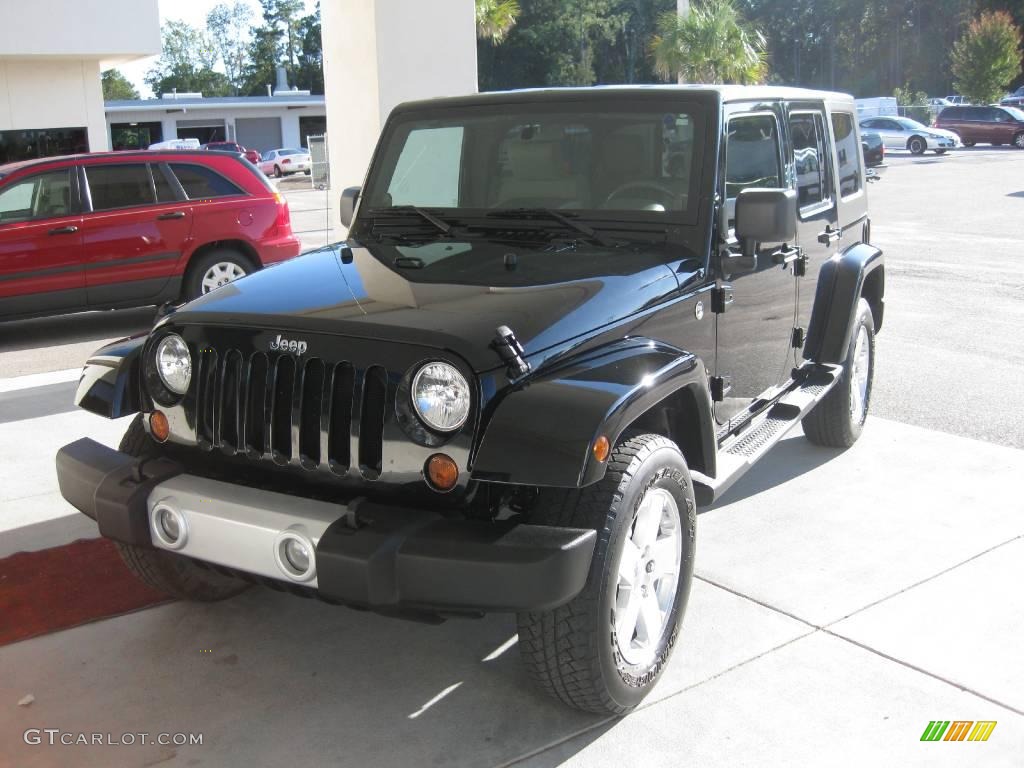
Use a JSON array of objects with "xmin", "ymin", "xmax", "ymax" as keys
[
  {"xmin": 196, "ymin": 349, "xmax": 219, "ymax": 446},
  {"xmin": 299, "ymin": 358, "xmax": 324, "ymax": 468},
  {"xmin": 219, "ymin": 351, "xmax": 242, "ymax": 452},
  {"xmin": 244, "ymin": 353, "xmax": 268, "ymax": 455},
  {"xmin": 271, "ymin": 356, "xmax": 295, "ymax": 463},
  {"xmin": 327, "ymin": 362, "xmax": 354, "ymax": 470},
  {"xmin": 358, "ymin": 366, "xmax": 387, "ymax": 478}
]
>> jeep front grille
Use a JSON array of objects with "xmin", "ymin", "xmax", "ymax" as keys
[{"xmin": 193, "ymin": 349, "xmax": 388, "ymax": 479}]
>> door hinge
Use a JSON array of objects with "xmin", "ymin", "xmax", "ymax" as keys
[
  {"xmin": 794, "ymin": 253, "xmax": 808, "ymax": 277},
  {"xmin": 710, "ymin": 375, "xmax": 732, "ymax": 402},
  {"xmin": 791, "ymin": 326, "xmax": 806, "ymax": 349},
  {"xmin": 711, "ymin": 286, "xmax": 733, "ymax": 314}
]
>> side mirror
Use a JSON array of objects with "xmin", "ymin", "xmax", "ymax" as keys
[
  {"xmin": 339, "ymin": 186, "xmax": 361, "ymax": 229},
  {"xmin": 734, "ymin": 188, "xmax": 797, "ymax": 257}
]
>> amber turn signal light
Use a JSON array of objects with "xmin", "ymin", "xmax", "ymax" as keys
[
  {"xmin": 149, "ymin": 411, "xmax": 170, "ymax": 442},
  {"xmin": 593, "ymin": 435, "xmax": 610, "ymax": 463},
  {"xmin": 425, "ymin": 453, "xmax": 459, "ymax": 492}
]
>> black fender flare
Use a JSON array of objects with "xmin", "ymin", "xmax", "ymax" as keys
[
  {"xmin": 471, "ymin": 338, "xmax": 714, "ymax": 488},
  {"xmin": 74, "ymin": 334, "xmax": 146, "ymax": 419},
  {"xmin": 805, "ymin": 241, "xmax": 884, "ymax": 364}
]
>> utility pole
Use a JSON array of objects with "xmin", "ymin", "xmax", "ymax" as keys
[{"xmin": 677, "ymin": 0, "xmax": 690, "ymax": 84}]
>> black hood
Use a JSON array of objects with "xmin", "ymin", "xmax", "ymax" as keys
[{"xmin": 169, "ymin": 240, "xmax": 684, "ymax": 372}]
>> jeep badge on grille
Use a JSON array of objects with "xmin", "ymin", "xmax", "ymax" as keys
[{"xmin": 269, "ymin": 334, "xmax": 308, "ymax": 355}]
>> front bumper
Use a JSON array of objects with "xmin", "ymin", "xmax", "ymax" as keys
[{"xmin": 56, "ymin": 438, "xmax": 596, "ymax": 615}]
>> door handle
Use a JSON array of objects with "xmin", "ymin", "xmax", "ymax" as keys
[
  {"xmin": 156, "ymin": 211, "xmax": 186, "ymax": 220},
  {"xmin": 817, "ymin": 225, "xmax": 842, "ymax": 246},
  {"xmin": 47, "ymin": 225, "xmax": 78, "ymax": 235}
]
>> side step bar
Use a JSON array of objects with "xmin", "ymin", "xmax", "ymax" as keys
[{"xmin": 691, "ymin": 365, "xmax": 843, "ymax": 506}]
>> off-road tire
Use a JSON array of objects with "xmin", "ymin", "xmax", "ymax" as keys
[
  {"xmin": 516, "ymin": 434, "xmax": 696, "ymax": 715},
  {"xmin": 114, "ymin": 416, "xmax": 250, "ymax": 602},
  {"xmin": 803, "ymin": 298, "xmax": 876, "ymax": 449},
  {"xmin": 182, "ymin": 248, "xmax": 254, "ymax": 301},
  {"xmin": 908, "ymin": 136, "xmax": 926, "ymax": 155}
]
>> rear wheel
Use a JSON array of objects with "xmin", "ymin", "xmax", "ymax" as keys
[
  {"xmin": 114, "ymin": 416, "xmax": 249, "ymax": 602},
  {"xmin": 183, "ymin": 248, "xmax": 253, "ymax": 300},
  {"xmin": 516, "ymin": 434, "xmax": 696, "ymax": 714},
  {"xmin": 962, "ymin": 139, "xmax": 976, "ymax": 147},
  {"xmin": 803, "ymin": 298, "xmax": 876, "ymax": 449},
  {"xmin": 273, "ymin": 164, "xmax": 283, "ymax": 178},
  {"xmin": 908, "ymin": 136, "xmax": 926, "ymax": 155}
]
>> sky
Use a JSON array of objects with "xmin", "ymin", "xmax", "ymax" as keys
[{"xmin": 118, "ymin": 0, "xmax": 318, "ymax": 98}]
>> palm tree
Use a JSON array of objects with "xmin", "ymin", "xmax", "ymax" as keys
[
  {"xmin": 650, "ymin": 0, "xmax": 767, "ymax": 85},
  {"xmin": 476, "ymin": 0, "xmax": 520, "ymax": 45}
]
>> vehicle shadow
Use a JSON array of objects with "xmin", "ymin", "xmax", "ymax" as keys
[
  {"xmin": 703, "ymin": 430, "xmax": 845, "ymax": 512},
  {"xmin": 0, "ymin": 307, "xmax": 155, "ymax": 354}
]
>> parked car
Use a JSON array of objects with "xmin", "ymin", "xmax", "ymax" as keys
[
  {"xmin": 945, "ymin": 95, "xmax": 970, "ymax": 105},
  {"xmin": 59, "ymin": 85, "xmax": 884, "ymax": 715},
  {"xmin": 202, "ymin": 141, "xmax": 260, "ymax": 165},
  {"xmin": 148, "ymin": 138, "xmax": 201, "ymax": 151},
  {"xmin": 1000, "ymin": 86, "xmax": 1024, "ymax": 107},
  {"xmin": 935, "ymin": 104, "xmax": 1024, "ymax": 148},
  {"xmin": 0, "ymin": 150, "xmax": 301, "ymax": 321},
  {"xmin": 258, "ymin": 148, "xmax": 312, "ymax": 178},
  {"xmin": 858, "ymin": 116, "xmax": 960, "ymax": 154},
  {"xmin": 861, "ymin": 131, "xmax": 885, "ymax": 166},
  {"xmin": 927, "ymin": 97, "xmax": 953, "ymax": 108}
]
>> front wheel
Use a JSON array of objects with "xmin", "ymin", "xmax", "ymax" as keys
[
  {"xmin": 1014, "ymin": 132, "xmax": 1024, "ymax": 149},
  {"xmin": 908, "ymin": 136, "xmax": 927, "ymax": 155},
  {"xmin": 962, "ymin": 139, "xmax": 976, "ymax": 147},
  {"xmin": 115, "ymin": 416, "xmax": 249, "ymax": 602},
  {"xmin": 273, "ymin": 164, "xmax": 283, "ymax": 178},
  {"xmin": 516, "ymin": 434, "xmax": 696, "ymax": 714},
  {"xmin": 803, "ymin": 298, "xmax": 876, "ymax": 449}
]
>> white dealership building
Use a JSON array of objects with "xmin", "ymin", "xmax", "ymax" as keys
[{"xmin": 0, "ymin": 0, "xmax": 160, "ymax": 164}]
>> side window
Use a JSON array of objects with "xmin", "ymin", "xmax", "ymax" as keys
[
  {"xmin": 0, "ymin": 170, "xmax": 73, "ymax": 223},
  {"xmin": 151, "ymin": 165, "xmax": 177, "ymax": 203},
  {"xmin": 169, "ymin": 163, "xmax": 244, "ymax": 200},
  {"xmin": 86, "ymin": 164, "xmax": 155, "ymax": 211},
  {"xmin": 386, "ymin": 126, "xmax": 464, "ymax": 207},
  {"xmin": 831, "ymin": 113, "xmax": 862, "ymax": 198},
  {"xmin": 725, "ymin": 114, "xmax": 782, "ymax": 200},
  {"xmin": 789, "ymin": 112, "xmax": 833, "ymax": 211}
]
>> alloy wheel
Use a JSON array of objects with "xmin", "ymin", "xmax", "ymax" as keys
[
  {"xmin": 613, "ymin": 486, "xmax": 683, "ymax": 670},
  {"xmin": 849, "ymin": 324, "xmax": 871, "ymax": 424}
]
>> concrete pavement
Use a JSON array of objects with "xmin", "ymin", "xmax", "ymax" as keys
[{"xmin": 1, "ymin": 398, "xmax": 1021, "ymax": 766}]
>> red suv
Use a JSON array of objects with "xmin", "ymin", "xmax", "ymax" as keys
[
  {"xmin": 0, "ymin": 150, "xmax": 300, "ymax": 321},
  {"xmin": 935, "ymin": 105, "xmax": 1024, "ymax": 148}
]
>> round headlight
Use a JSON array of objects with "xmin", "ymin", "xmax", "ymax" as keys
[
  {"xmin": 155, "ymin": 334, "xmax": 192, "ymax": 395},
  {"xmin": 412, "ymin": 362, "xmax": 471, "ymax": 432}
]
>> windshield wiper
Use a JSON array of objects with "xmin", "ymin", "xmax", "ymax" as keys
[
  {"xmin": 486, "ymin": 208, "xmax": 616, "ymax": 248},
  {"xmin": 368, "ymin": 205, "xmax": 452, "ymax": 236}
]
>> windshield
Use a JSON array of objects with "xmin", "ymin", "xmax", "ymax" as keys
[
  {"xmin": 361, "ymin": 102, "xmax": 706, "ymax": 222},
  {"xmin": 895, "ymin": 117, "xmax": 926, "ymax": 130}
]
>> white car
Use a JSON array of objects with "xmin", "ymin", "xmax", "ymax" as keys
[
  {"xmin": 258, "ymin": 148, "xmax": 312, "ymax": 177},
  {"xmin": 858, "ymin": 116, "xmax": 961, "ymax": 155}
]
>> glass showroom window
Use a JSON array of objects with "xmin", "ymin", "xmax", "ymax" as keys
[{"xmin": 0, "ymin": 128, "xmax": 89, "ymax": 165}]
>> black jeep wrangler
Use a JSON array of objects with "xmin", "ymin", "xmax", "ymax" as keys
[{"xmin": 57, "ymin": 86, "xmax": 883, "ymax": 715}]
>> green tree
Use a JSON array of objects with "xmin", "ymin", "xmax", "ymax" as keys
[
  {"xmin": 476, "ymin": 0, "xmax": 521, "ymax": 43},
  {"xmin": 293, "ymin": 3, "xmax": 324, "ymax": 93},
  {"xmin": 951, "ymin": 10, "xmax": 1022, "ymax": 104},
  {"xmin": 145, "ymin": 20, "xmax": 231, "ymax": 96},
  {"xmin": 207, "ymin": 1, "xmax": 253, "ymax": 95},
  {"xmin": 101, "ymin": 69, "xmax": 139, "ymax": 100},
  {"xmin": 650, "ymin": 0, "xmax": 767, "ymax": 84},
  {"xmin": 243, "ymin": 0, "xmax": 308, "ymax": 95}
]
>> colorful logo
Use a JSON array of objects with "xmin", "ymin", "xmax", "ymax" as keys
[{"xmin": 921, "ymin": 721, "xmax": 997, "ymax": 742}]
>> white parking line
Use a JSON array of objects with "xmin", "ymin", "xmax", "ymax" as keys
[{"xmin": 0, "ymin": 367, "xmax": 81, "ymax": 393}]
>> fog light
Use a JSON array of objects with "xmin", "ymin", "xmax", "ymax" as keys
[
  {"xmin": 425, "ymin": 453, "xmax": 459, "ymax": 492},
  {"xmin": 284, "ymin": 538, "xmax": 310, "ymax": 573},
  {"xmin": 150, "ymin": 411, "xmax": 170, "ymax": 442},
  {"xmin": 274, "ymin": 531, "xmax": 316, "ymax": 582},
  {"xmin": 150, "ymin": 502, "xmax": 187, "ymax": 550}
]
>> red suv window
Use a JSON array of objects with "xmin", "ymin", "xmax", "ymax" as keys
[
  {"xmin": 169, "ymin": 163, "xmax": 244, "ymax": 199},
  {"xmin": 85, "ymin": 164, "xmax": 156, "ymax": 211}
]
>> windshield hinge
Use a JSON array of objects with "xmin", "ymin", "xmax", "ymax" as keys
[
  {"xmin": 711, "ymin": 286, "xmax": 733, "ymax": 314},
  {"xmin": 492, "ymin": 325, "xmax": 531, "ymax": 379},
  {"xmin": 710, "ymin": 375, "xmax": 732, "ymax": 402}
]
